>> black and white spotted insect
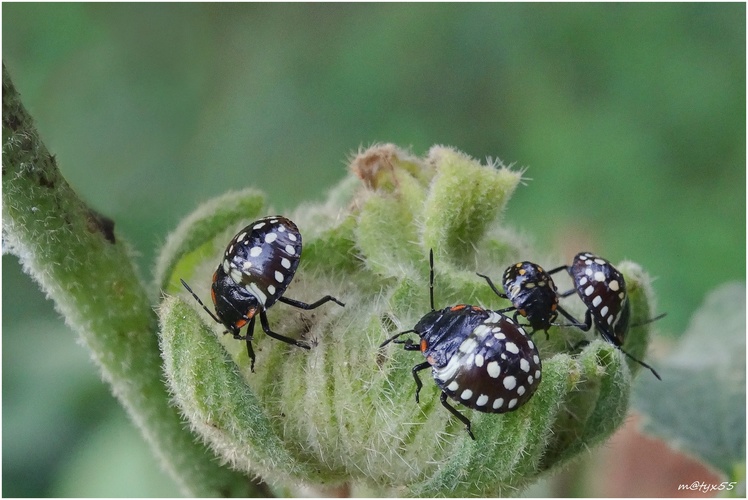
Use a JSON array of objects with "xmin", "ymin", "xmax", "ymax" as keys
[
  {"xmin": 180, "ymin": 215, "xmax": 345, "ymax": 371},
  {"xmin": 551, "ymin": 252, "xmax": 663, "ymax": 380},
  {"xmin": 380, "ymin": 251, "xmax": 542, "ymax": 440},
  {"xmin": 477, "ymin": 261, "xmax": 583, "ymax": 338}
]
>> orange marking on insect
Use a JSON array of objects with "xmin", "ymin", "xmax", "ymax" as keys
[
  {"xmin": 450, "ymin": 304, "xmax": 468, "ymax": 312},
  {"xmin": 421, "ymin": 339, "xmax": 428, "ymax": 352}
]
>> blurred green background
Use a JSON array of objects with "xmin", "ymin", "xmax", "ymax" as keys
[{"xmin": 3, "ymin": 3, "xmax": 744, "ymax": 497}]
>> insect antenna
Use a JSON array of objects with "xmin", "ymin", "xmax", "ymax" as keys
[
  {"xmin": 428, "ymin": 248, "xmax": 436, "ymax": 311},
  {"xmin": 630, "ymin": 312, "xmax": 667, "ymax": 328},
  {"xmin": 619, "ymin": 347, "xmax": 662, "ymax": 380},
  {"xmin": 180, "ymin": 278, "xmax": 222, "ymax": 325}
]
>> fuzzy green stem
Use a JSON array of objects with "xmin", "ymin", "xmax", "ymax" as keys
[{"xmin": 2, "ymin": 64, "xmax": 259, "ymax": 497}]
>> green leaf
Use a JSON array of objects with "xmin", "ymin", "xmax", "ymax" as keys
[
  {"xmin": 422, "ymin": 146, "xmax": 523, "ymax": 264},
  {"xmin": 153, "ymin": 188, "xmax": 267, "ymax": 295},
  {"xmin": 633, "ymin": 282, "xmax": 746, "ymax": 478},
  {"xmin": 159, "ymin": 297, "xmax": 321, "ymax": 483}
]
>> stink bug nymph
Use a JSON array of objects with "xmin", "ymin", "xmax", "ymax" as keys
[
  {"xmin": 552, "ymin": 252, "xmax": 664, "ymax": 380},
  {"xmin": 181, "ymin": 215, "xmax": 345, "ymax": 371},
  {"xmin": 477, "ymin": 261, "xmax": 584, "ymax": 338},
  {"xmin": 380, "ymin": 250, "xmax": 542, "ymax": 440}
]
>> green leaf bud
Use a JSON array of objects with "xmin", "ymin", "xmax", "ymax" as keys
[{"xmin": 158, "ymin": 143, "xmax": 661, "ymax": 495}]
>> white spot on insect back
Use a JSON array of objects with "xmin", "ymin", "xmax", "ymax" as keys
[
  {"xmin": 435, "ymin": 353, "xmax": 462, "ymax": 382},
  {"xmin": 592, "ymin": 295, "xmax": 602, "ymax": 307},
  {"xmin": 535, "ymin": 369, "xmax": 541, "ymax": 379},
  {"xmin": 609, "ymin": 280, "xmax": 620, "ymax": 291},
  {"xmin": 236, "ymin": 232, "xmax": 247, "ymax": 242},
  {"xmin": 459, "ymin": 337, "xmax": 478, "ymax": 353},
  {"xmin": 460, "ymin": 389, "xmax": 473, "ymax": 400},
  {"xmin": 277, "ymin": 225, "xmax": 286, "ymax": 232},
  {"xmin": 487, "ymin": 361, "xmax": 501, "ymax": 378},
  {"xmin": 508, "ymin": 398, "xmax": 518, "ymax": 409},
  {"xmin": 533, "ymin": 354, "xmax": 540, "ymax": 364},
  {"xmin": 267, "ymin": 284, "xmax": 276, "ymax": 295},
  {"xmin": 579, "ymin": 276, "xmax": 588, "ymax": 286},
  {"xmin": 288, "ymin": 233, "xmax": 297, "ymax": 242},
  {"xmin": 476, "ymin": 394, "xmax": 489, "ymax": 406},
  {"xmin": 517, "ymin": 385, "xmax": 526, "ymax": 396},
  {"xmin": 594, "ymin": 258, "xmax": 607, "ymax": 265},
  {"xmin": 447, "ymin": 381, "xmax": 459, "ymax": 392},
  {"xmin": 503, "ymin": 376, "xmax": 517, "ymax": 390},
  {"xmin": 472, "ymin": 324, "xmax": 490, "ymax": 337},
  {"xmin": 527, "ymin": 340, "xmax": 534, "ymax": 350},
  {"xmin": 222, "ymin": 260, "xmax": 230, "ymax": 274},
  {"xmin": 250, "ymin": 246, "xmax": 262, "ymax": 257},
  {"xmin": 594, "ymin": 271, "xmax": 606, "ymax": 282},
  {"xmin": 493, "ymin": 398, "xmax": 504, "ymax": 409},
  {"xmin": 584, "ymin": 285, "xmax": 595, "ymax": 296},
  {"xmin": 520, "ymin": 359, "xmax": 530, "ymax": 372},
  {"xmin": 505, "ymin": 342, "xmax": 519, "ymax": 354},
  {"xmin": 246, "ymin": 282, "xmax": 267, "ymax": 306},
  {"xmin": 274, "ymin": 271, "xmax": 284, "ymax": 283},
  {"xmin": 281, "ymin": 258, "xmax": 292, "ymax": 269},
  {"xmin": 229, "ymin": 269, "xmax": 243, "ymax": 284},
  {"xmin": 265, "ymin": 232, "xmax": 278, "ymax": 244},
  {"xmin": 285, "ymin": 244, "xmax": 296, "ymax": 255},
  {"xmin": 475, "ymin": 354, "xmax": 484, "ymax": 367},
  {"xmin": 601, "ymin": 306, "xmax": 609, "ymax": 317},
  {"xmin": 253, "ymin": 222, "xmax": 266, "ymax": 230},
  {"xmin": 242, "ymin": 261, "xmax": 252, "ymax": 271},
  {"xmin": 527, "ymin": 375, "xmax": 534, "ymax": 385}
]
